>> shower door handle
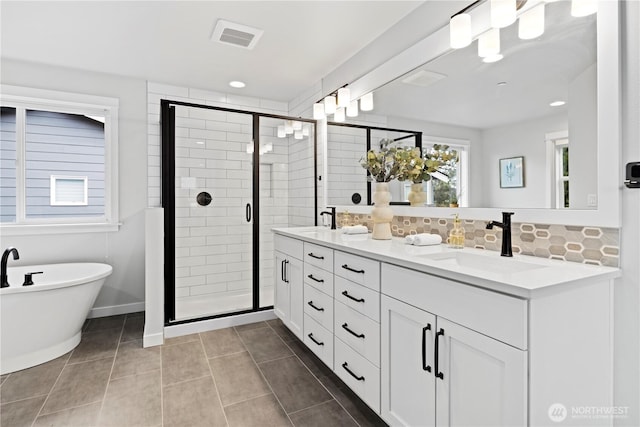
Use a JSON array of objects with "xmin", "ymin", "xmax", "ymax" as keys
[{"xmin": 246, "ymin": 203, "xmax": 252, "ymax": 222}]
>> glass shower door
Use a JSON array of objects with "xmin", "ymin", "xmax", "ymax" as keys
[{"xmin": 171, "ymin": 104, "xmax": 254, "ymax": 321}]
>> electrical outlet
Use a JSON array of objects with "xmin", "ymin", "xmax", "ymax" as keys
[{"xmin": 587, "ymin": 194, "xmax": 597, "ymax": 207}]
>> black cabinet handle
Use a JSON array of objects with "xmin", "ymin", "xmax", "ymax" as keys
[
  {"xmin": 284, "ymin": 260, "xmax": 289, "ymax": 283},
  {"xmin": 307, "ymin": 274, "xmax": 324, "ymax": 283},
  {"xmin": 435, "ymin": 328, "xmax": 445, "ymax": 380},
  {"xmin": 341, "ymin": 362, "xmax": 365, "ymax": 381},
  {"xmin": 308, "ymin": 333, "xmax": 324, "ymax": 346},
  {"xmin": 341, "ymin": 290, "xmax": 365, "ymax": 303},
  {"xmin": 422, "ymin": 324, "xmax": 432, "ymax": 372},
  {"xmin": 342, "ymin": 323, "xmax": 365, "ymax": 339},
  {"xmin": 342, "ymin": 264, "xmax": 365, "ymax": 274},
  {"xmin": 307, "ymin": 301, "xmax": 324, "ymax": 312},
  {"xmin": 308, "ymin": 253, "xmax": 324, "ymax": 260},
  {"xmin": 246, "ymin": 203, "xmax": 252, "ymax": 222},
  {"xmin": 281, "ymin": 260, "xmax": 286, "ymax": 282}
]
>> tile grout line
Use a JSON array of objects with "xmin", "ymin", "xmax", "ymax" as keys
[
  {"xmin": 95, "ymin": 318, "xmax": 126, "ymax": 426},
  {"xmin": 161, "ymin": 373, "xmax": 211, "ymax": 389},
  {"xmin": 30, "ymin": 345, "xmax": 74, "ymax": 425},
  {"xmin": 220, "ymin": 391, "xmax": 273, "ymax": 409},
  {"xmin": 239, "ymin": 323, "xmax": 295, "ymax": 426},
  {"xmin": 198, "ymin": 332, "xmax": 230, "ymax": 427}
]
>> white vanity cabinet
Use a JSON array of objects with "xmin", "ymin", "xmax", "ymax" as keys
[{"xmin": 274, "ymin": 235, "xmax": 304, "ymax": 339}]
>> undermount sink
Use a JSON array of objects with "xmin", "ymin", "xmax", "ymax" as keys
[{"xmin": 422, "ymin": 251, "xmax": 546, "ymax": 275}]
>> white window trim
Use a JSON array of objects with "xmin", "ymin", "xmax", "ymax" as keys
[
  {"xmin": 423, "ymin": 136, "xmax": 470, "ymax": 208},
  {"xmin": 50, "ymin": 175, "xmax": 89, "ymax": 206},
  {"xmin": 0, "ymin": 85, "xmax": 119, "ymax": 235},
  {"xmin": 545, "ymin": 130, "xmax": 569, "ymax": 209}
]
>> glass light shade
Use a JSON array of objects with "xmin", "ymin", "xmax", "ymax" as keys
[
  {"xmin": 450, "ymin": 13, "xmax": 472, "ymax": 49},
  {"xmin": 360, "ymin": 92, "xmax": 374, "ymax": 111},
  {"xmin": 324, "ymin": 95, "xmax": 337, "ymax": 115},
  {"xmin": 294, "ymin": 129, "xmax": 303, "ymax": 140},
  {"xmin": 302, "ymin": 125, "xmax": 310, "ymax": 136},
  {"xmin": 519, "ymin": 4, "xmax": 545, "ymax": 40},
  {"xmin": 478, "ymin": 28, "xmax": 500, "ymax": 57},
  {"xmin": 482, "ymin": 54, "xmax": 504, "ymax": 63},
  {"xmin": 334, "ymin": 107, "xmax": 346, "ymax": 122},
  {"xmin": 246, "ymin": 143, "xmax": 254, "ymax": 154},
  {"xmin": 277, "ymin": 125, "xmax": 286, "ymax": 138},
  {"xmin": 292, "ymin": 120, "xmax": 302, "ymax": 131},
  {"xmin": 337, "ymin": 87, "xmax": 351, "ymax": 108},
  {"xmin": 571, "ymin": 0, "xmax": 597, "ymax": 17},
  {"xmin": 284, "ymin": 120, "xmax": 293, "ymax": 134},
  {"xmin": 490, "ymin": 0, "xmax": 517, "ymax": 28},
  {"xmin": 346, "ymin": 100, "xmax": 359, "ymax": 117},
  {"xmin": 313, "ymin": 103, "xmax": 325, "ymax": 120}
]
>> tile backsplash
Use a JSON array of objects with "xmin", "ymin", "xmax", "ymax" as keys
[{"xmin": 337, "ymin": 212, "xmax": 620, "ymax": 267}]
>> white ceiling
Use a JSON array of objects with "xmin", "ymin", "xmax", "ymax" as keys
[{"xmin": 0, "ymin": 1, "xmax": 424, "ymax": 102}]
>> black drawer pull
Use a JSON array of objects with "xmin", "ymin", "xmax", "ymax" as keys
[
  {"xmin": 422, "ymin": 324, "xmax": 432, "ymax": 373},
  {"xmin": 435, "ymin": 328, "xmax": 445, "ymax": 380},
  {"xmin": 307, "ymin": 301, "xmax": 325, "ymax": 312},
  {"xmin": 342, "ymin": 362, "xmax": 365, "ymax": 381},
  {"xmin": 342, "ymin": 323, "xmax": 365, "ymax": 339},
  {"xmin": 308, "ymin": 333, "xmax": 324, "ymax": 346},
  {"xmin": 341, "ymin": 290, "xmax": 365, "ymax": 303},
  {"xmin": 342, "ymin": 264, "xmax": 365, "ymax": 274},
  {"xmin": 308, "ymin": 253, "xmax": 325, "ymax": 260},
  {"xmin": 307, "ymin": 274, "xmax": 324, "ymax": 283}
]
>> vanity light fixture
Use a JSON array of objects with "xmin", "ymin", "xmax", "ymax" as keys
[
  {"xmin": 294, "ymin": 129, "xmax": 303, "ymax": 140},
  {"xmin": 346, "ymin": 100, "xmax": 359, "ymax": 117},
  {"xmin": 334, "ymin": 107, "xmax": 346, "ymax": 122},
  {"xmin": 491, "ymin": 0, "xmax": 517, "ymax": 28},
  {"xmin": 549, "ymin": 100, "xmax": 566, "ymax": 107},
  {"xmin": 337, "ymin": 87, "xmax": 351, "ymax": 108},
  {"xmin": 518, "ymin": 3, "xmax": 545, "ymax": 39},
  {"xmin": 360, "ymin": 92, "xmax": 374, "ymax": 111},
  {"xmin": 571, "ymin": 0, "xmax": 597, "ymax": 17},
  {"xmin": 229, "ymin": 80, "xmax": 246, "ymax": 88},
  {"xmin": 315, "ymin": 85, "xmax": 372, "ymax": 120},
  {"xmin": 478, "ymin": 28, "xmax": 501, "ymax": 57},
  {"xmin": 277, "ymin": 125, "xmax": 286, "ymax": 138},
  {"xmin": 284, "ymin": 120, "xmax": 294, "ymax": 134},
  {"xmin": 324, "ymin": 95, "xmax": 337, "ymax": 115},
  {"xmin": 292, "ymin": 120, "xmax": 303, "ymax": 131},
  {"xmin": 483, "ymin": 53, "xmax": 504, "ymax": 63},
  {"xmin": 313, "ymin": 103, "xmax": 326, "ymax": 120},
  {"xmin": 302, "ymin": 124, "xmax": 310, "ymax": 136},
  {"xmin": 450, "ymin": 13, "xmax": 472, "ymax": 48}
]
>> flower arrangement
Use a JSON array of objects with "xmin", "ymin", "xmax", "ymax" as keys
[{"xmin": 360, "ymin": 138, "xmax": 414, "ymax": 182}]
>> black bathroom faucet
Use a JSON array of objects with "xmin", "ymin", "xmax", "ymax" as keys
[
  {"xmin": 486, "ymin": 212, "xmax": 514, "ymax": 257},
  {"xmin": 320, "ymin": 207, "xmax": 337, "ymax": 230},
  {"xmin": 1, "ymin": 247, "xmax": 20, "ymax": 288}
]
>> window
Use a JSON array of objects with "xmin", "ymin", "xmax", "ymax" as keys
[
  {"xmin": 555, "ymin": 138, "xmax": 570, "ymax": 208},
  {"xmin": 0, "ymin": 85, "xmax": 118, "ymax": 234},
  {"xmin": 423, "ymin": 138, "xmax": 469, "ymax": 207}
]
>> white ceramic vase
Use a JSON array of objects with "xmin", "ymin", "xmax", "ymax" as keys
[
  {"xmin": 371, "ymin": 182, "xmax": 393, "ymax": 240},
  {"xmin": 408, "ymin": 183, "xmax": 427, "ymax": 207}
]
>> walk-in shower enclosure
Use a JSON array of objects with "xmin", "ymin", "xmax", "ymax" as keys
[{"xmin": 161, "ymin": 100, "xmax": 317, "ymax": 324}]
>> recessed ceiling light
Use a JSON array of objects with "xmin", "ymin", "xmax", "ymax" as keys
[
  {"xmin": 550, "ymin": 100, "xmax": 566, "ymax": 107},
  {"xmin": 229, "ymin": 81, "xmax": 245, "ymax": 88},
  {"xmin": 496, "ymin": 81, "xmax": 507, "ymax": 86},
  {"xmin": 483, "ymin": 54, "xmax": 504, "ymax": 63},
  {"xmin": 195, "ymin": 141, "xmax": 205, "ymax": 145}
]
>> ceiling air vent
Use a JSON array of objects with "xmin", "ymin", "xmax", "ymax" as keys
[
  {"xmin": 401, "ymin": 69, "xmax": 447, "ymax": 88},
  {"xmin": 211, "ymin": 19, "xmax": 264, "ymax": 50}
]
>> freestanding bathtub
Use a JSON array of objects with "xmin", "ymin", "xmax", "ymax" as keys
[{"xmin": 0, "ymin": 263, "xmax": 112, "ymax": 374}]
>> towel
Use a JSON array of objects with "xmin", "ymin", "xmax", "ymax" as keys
[
  {"xmin": 405, "ymin": 235, "xmax": 417, "ymax": 244},
  {"xmin": 341, "ymin": 225, "xmax": 369, "ymax": 235},
  {"xmin": 411, "ymin": 233, "xmax": 443, "ymax": 246}
]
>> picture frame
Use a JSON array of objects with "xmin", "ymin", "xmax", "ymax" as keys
[{"xmin": 499, "ymin": 156, "xmax": 524, "ymax": 188}]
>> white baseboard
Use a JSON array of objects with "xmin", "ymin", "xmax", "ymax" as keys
[
  {"xmin": 88, "ymin": 302, "xmax": 145, "ymax": 319},
  {"xmin": 143, "ymin": 331, "xmax": 164, "ymax": 348},
  {"xmin": 164, "ymin": 310, "xmax": 276, "ymax": 339}
]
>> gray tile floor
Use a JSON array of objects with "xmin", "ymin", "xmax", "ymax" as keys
[{"xmin": 0, "ymin": 313, "xmax": 388, "ymax": 427}]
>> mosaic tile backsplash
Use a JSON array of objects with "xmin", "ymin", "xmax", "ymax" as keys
[{"xmin": 336, "ymin": 213, "xmax": 620, "ymax": 267}]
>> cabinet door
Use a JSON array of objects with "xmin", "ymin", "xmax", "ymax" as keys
[
  {"xmin": 381, "ymin": 295, "xmax": 436, "ymax": 427},
  {"xmin": 287, "ymin": 257, "xmax": 304, "ymax": 339},
  {"xmin": 274, "ymin": 251, "xmax": 289, "ymax": 323},
  {"xmin": 435, "ymin": 318, "xmax": 527, "ymax": 427}
]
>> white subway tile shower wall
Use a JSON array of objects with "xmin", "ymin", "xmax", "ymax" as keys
[{"xmin": 327, "ymin": 126, "xmax": 368, "ymax": 206}]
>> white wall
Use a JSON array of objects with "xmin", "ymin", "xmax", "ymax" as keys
[{"xmin": 0, "ymin": 59, "xmax": 148, "ymax": 315}]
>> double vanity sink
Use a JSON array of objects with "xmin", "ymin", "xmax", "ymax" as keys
[{"xmin": 273, "ymin": 226, "xmax": 620, "ymax": 426}]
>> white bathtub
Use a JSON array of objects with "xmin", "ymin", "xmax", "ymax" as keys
[{"xmin": 0, "ymin": 263, "xmax": 112, "ymax": 374}]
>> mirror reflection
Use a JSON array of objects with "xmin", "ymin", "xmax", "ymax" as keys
[{"xmin": 327, "ymin": 1, "xmax": 597, "ymax": 210}]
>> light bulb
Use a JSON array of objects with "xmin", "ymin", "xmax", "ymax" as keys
[
  {"xmin": 346, "ymin": 100, "xmax": 359, "ymax": 117},
  {"xmin": 302, "ymin": 125, "xmax": 310, "ymax": 136},
  {"xmin": 571, "ymin": 0, "xmax": 597, "ymax": 17},
  {"xmin": 360, "ymin": 92, "xmax": 374, "ymax": 111},
  {"xmin": 337, "ymin": 87, "xmax": 350, "ymax": 108},
  {"xmin": 294, "ymin": 130, "xmax": 303, "ymax": 140},
  {"xmin": 324, "ymin": 95, "xmax": 336, "ymax": 115},
  {"xmin": 478, "ymin": 28, "xmax": 500, "ymax": 58},
  {"xmin": 284, "ymin": 120, "xmax": 293, "ymax": 134},
  {"xmin": 277, "ymin": 125, "xmax": 286, "ymax": 138},
  {"xmin": 334, "ymin": 107, "xmax": 345, "ymax": 122},
  {"xmin": 450, "ymin": 13, "xmax": 472, "ymax": 49},
  {"xmin": 292, "ymin": 120, "xmax": 302, "ymax": 131},
  {"xmin": 519, "ymin": 4, "xmax": 545, "ymax": 40},
  {"xmin": 491, "ymin": 0, "xmax": 516, "ymax": 28},
  {"xmin": 313, "ymin": 103, "xmax": 325, "ymax": 120}
]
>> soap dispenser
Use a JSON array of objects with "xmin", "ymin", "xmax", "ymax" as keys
[{"xmin": 448, "ymin": 213, "xmax": 465, "ymax": 249}]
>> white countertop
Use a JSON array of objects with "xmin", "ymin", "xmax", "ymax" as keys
[{"xmin": 273, "ymin": 226, "xmax": 621, "ymax": 299}]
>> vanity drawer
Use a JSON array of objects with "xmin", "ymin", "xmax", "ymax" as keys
[
  {"xmin": 304, "ymin": 314, "xmax": 334, "ymax": 369},
  {"xmin": 303, "ymin": 283, "xmax": 334, "ymax": 331},
  {"xmin": 275, "ymin": 235, "xmax": 303, "ymax": 260},
  {"xmin": 381, "ymin": 263, "xmax": 528, "ymax": 350},
  {"xmin": 335, "ymin": 251, "xmax": 380, "ymax": 291},
  {"xmin": 304, "ymin": 263, "xmax": 334, "ymax": 297},
  {"xmin": 334, "ymin": 276, "xmax": 380, "ymax": 322},
  {"xmin": 334, "ymin": 337, "xmax": 380, "ymax": 413},
  {"xmin": 334, "ymin": 301, "xmax": 380, "ymax": 367},
  {"xmin": 304, "ymin": 243, "xmax": 334, "ymax": 272}
]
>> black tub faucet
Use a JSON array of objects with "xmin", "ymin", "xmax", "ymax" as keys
[
  {"xmin": 320, "ymin": 207, "xmax": 337, "ymax": 230},
  {"xmin": 1, "ymin": 247, "xmax": 20, "ymax": 288},
  {"xmin": 486, "ymin": 212, "xmax": 514, "ymax": 257}
]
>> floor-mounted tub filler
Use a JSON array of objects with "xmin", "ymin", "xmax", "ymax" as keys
[{"xmin": 0, "ymin": 263, "xmax": 112, "ymax": 374}]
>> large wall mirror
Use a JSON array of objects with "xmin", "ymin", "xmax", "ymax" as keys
[{"xmin": 323, "ymin": 0, "xmax": 620, "ymax": 227}]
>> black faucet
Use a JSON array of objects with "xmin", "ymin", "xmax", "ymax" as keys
[
  {"xmin": 320, "ymin": 207, "xmax": 337, "ymax": 230},
  {"xmin": 1, "ymin": 247, "xmax": 20, "ymax": 288},
  {"xmin": 486, "ymin": 212, "xmax": 514, "ymax": 257}
]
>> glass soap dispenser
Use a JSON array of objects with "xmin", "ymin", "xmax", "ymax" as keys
[{"xmin": 448, "ymin": 213, "xmax": 465, "ymax": 249}]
